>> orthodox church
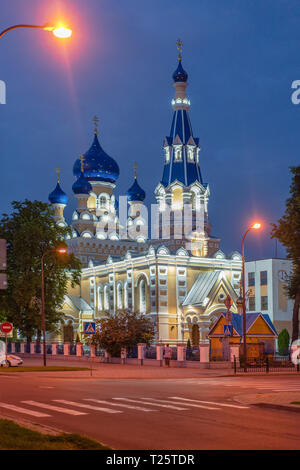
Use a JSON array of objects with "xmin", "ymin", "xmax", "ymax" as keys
[{"xmin": 48, "ymin": 42, "xmax": 242, "ymax": 344}]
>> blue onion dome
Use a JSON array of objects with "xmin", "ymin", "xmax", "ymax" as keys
[
  {"xmin": 126, "ymin": 178, "xmax": 146, "ymax": 202},
  {"xmin": 73, "ymin": 133, "xmax": 120, "ymax": 184},
  {"xmin": 72, "ymin": 172, "xmax": 92, "ymax": 195},
  {"xmin": 48, "ymin": 182, "xmax": 68, "ymax": 205},
  {"xmin": 173, "ymin": 61, "xmax": 188, "ymax": 83}
]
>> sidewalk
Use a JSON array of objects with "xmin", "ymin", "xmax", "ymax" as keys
[
  {"xmin": 15, "ymin": 357, "xmax": 235, "ymax": 379},
  {"xmin": 234, "ymin": 392, "xmax": 300, "ymax": 412}
]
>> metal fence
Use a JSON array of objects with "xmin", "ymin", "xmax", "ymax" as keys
[
  {"xmin": 235, "ymin": 356, "xmax": 300, "ymax": 373},
  {"xmin": 145, "ymin": 346, "xmax": 156, "ymax": 360},
  {"xmin": 186, "ymin": 347, "xmax": 200, "ymax": 361}
]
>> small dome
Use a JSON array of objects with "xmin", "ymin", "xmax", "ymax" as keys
[
  {"xmin": 48, "ymin": 182, "xmax": 68, "ymax": 205},
  {"xmin": 126, "ymin": 178, "xmax": 146, "ymax": 202},
  {"xmin": 73, "ymin": 133, "xmax": 119, "ymax": 184},
  {"xmin": 72, "ymin": 173, "xmax": 92, "ymax": 195},
  {"xmin": 172, "ymin": 61, "xmax": 188, "ymax": 83}
]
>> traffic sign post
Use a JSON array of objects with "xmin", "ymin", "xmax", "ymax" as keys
[
  {"xmin": 0, "ymin": 322, "xmax": 13, "ymax": 367},
  {"xmin": 83, "ymin": 322, "xmax": 96, "ymax": 377}
]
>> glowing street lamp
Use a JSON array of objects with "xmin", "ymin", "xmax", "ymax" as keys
[
  {"xmin": 0, "ymin": 23, "xmax": 72, "ymax": 40},
  {"xmin": 242, "ymin": 222, "xmax": 262, "ymax": 371},
  {"xmin": 41, "ymin": 248, "xmax": 67, "ymax": 366}
]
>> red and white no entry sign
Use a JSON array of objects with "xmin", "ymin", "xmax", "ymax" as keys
[{"xmin": 0, "ymin": 322, "xmax": 13, "ymax": 334}]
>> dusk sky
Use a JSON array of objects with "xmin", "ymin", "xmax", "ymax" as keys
[{"xmin": 1, "ymin": 0, "xmax": 299, "ymax": 260}]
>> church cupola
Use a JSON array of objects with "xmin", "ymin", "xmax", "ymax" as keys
[
  {"xmin": 48, "ymin": 168, "xmax": 68, "ymax": 223},
  {"xmin": 72, "ymin": 116, "xmax": 120, "ymax": 184},
  {"xmin": 126, "ymin": 162, "xmax": 146, "ymax": 203}
]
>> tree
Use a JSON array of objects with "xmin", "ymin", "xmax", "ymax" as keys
[
  {"xmin": 0, "ymin": 200, "xmax": 81, "ymax": 341},
  {"xmin": 89, "ymin": 310, "xmax": 155, "ymax": 356},
  {"xmin": 277, "ymin": 328, "xmax": 290, "ymax": 356},
  {"xmin": 191, "ymin": 324, "xmax": 200, "ymax": 347},
  {"xmin": 271, "ymin": 166, "xmax": 300, "ymax": 342}
]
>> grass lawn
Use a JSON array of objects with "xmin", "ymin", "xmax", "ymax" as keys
[
  {"xmin": 0, "ymin": 419, "xmax": 110, "ymax": 450},
  {"xmin": 291, "ymin": 402, "xmax": 300, "ymax": 405},
  {"xmin": 0, "ymin": 366, "xmax": 90, "ymax": 373}
]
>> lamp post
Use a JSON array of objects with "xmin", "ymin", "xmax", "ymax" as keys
[
  {"xmin": 0, "ymin": 23, "xmax": 72, "ymax": 39},
  {"xmin": 242, "ymin": 222, "xmax": 261, "ymax": 372},
  {"xmin": 41, "ymin": 248, "xmax": 67, "ymax": 366}
]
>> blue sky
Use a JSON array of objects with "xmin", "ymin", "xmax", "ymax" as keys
[{"xmin": 1, "ymin": 0, "xmax": 299, "ymax": 260}]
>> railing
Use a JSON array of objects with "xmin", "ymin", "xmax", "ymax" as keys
[
  {"xmin": 186, "ymin": 347, "xmax": 200, "ymax": 361},
  {"xmin": 127, "ymin": 346, "xmax": 138, "ymax": 358},
  {"xmin": 145, "ymin": 346, "xmax": 156, "ymax": 360},
  {"xmin": 235, "ymin": 355, "xmax": 300, "ymax": 373}
]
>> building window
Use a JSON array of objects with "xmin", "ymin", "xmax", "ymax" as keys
[
  {"xmin": 248, "ymin": 297, "xmax": 255, "ymax": 311},
  {"xmin": 124, "ymin": 282, "xmax": 128, "ymax": 309},
  {"xmin": 117, "ymin": 284, "xmax": 123, "ymax": 310},
  {"xmin": 104, "ymin": 285, "xmax": 109, "ymax": 310},
  {"xmin": 248, "ymin": 272, "xmax": 255, "ymax": 287},
  {"xmin": 261, "ymin": 296, "xmax": 268, "ymax": 311},
  {"xmin": 260, "ymin": 271, "xmax": 268, "ymax": 285},
  {"xmin": 139, "ymin": 280, "xmax": 146, "ymax": 314},
  {"xmin": 98, "ymin": 287, "xmax": 103, "ymax": 311}
]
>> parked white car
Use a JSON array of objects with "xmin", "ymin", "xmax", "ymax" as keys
[{"xmin": 0, "ymin": 354, "xmax": 23, "ymax": 367}]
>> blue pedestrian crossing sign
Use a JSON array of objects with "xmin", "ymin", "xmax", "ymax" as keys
[
  {"xmin": 83, "ymin": 322, "xmax": 96, "ymax": 335},
  {"xmin": 224, "ymin": 324, "xmax": 232, "ymax": 336}
]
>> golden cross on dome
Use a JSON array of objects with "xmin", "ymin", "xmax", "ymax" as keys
[
  {"xmin": 79, "ymin": 154, "xmax": 85, "ymax": 173},
  {"xmin": 134, "ymin": 162, "xmax": 138, "ymax": 179},
  {"xmin": 176, "ymin": 38, "xmax": 183, "ymax": 62},
  {"xmin": 93, "ymin": 115, "xmax": 99, "ymax": 135},
  {"xmin": 56, "ymin": 167, "xmax": 60, "ymax": 183}
]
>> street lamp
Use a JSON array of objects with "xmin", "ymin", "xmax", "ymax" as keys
[
  {"xmin": 242, "ymin": 222, "xmax": 262, "ymax": 371},
  {"xmin": 0, "ymin": 23, "xmax": 72, "ymax": 39},
  {"xmin": 41, "ymin": 248, "xmax": 67, "ymax": 367}
]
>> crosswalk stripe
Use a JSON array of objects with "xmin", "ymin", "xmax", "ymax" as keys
[
  {"xmin": 170, "ymin": 397, "xmax": 249, "ymax": 409},
  {"xmin": 112, "ymin": 398, "xmax": 188, "ymax": 411},
  {"xmin": 53, "ymin": 400, "xmax": 122, "ymax": 414},
  {"xmin": 140, "ymin": 397, "xmax": 219, "ymax": 410},
  {"xmin": 84, "ymin": 399, "xmax": 155, "ymax": 412},
  {"xmin": 21, "ymin": 401, "xmax": 87, "ymax": 416},
  {"xmin": 0, "ymin": 402, "xmax": 50, "ymax": 417}
]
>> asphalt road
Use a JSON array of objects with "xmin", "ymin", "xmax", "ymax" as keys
[{"xmin": 0, "ymin": 362, "xmax": 299, "ymax": 450}]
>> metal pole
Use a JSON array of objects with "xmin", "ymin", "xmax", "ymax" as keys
[
  {"xmin": 41, "ymin": 254, "xmax": 46, "ymax": 367},
  {"xmin": 242, "ymin": 228, "xmax": 251, "ymax": 373},
  {"xmin": 0, "ymin": 24, "xmax": 47, "ymax": 39}
]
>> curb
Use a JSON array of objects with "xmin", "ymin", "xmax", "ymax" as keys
[{"xmin": 253, "ymin": 403, "xmax": 300, "ymax": 413}]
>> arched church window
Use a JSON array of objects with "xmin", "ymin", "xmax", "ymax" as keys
[
  {"xmin": 117, "ymin": 284, "xmax": 123, "ymax": 310},
  {"xmin": 124, "ymin": 281, "xmax": 128, "ymax": 309},
  {"xmin": 104, "ymin": 285, "xmax": 109, "ymax": 310},
  {"xmin": 98, "ymin": 287, "xmax": 103, "ymax": 311},
  {"xmin": 139, "ymin": 280, "xmax": 146, "ymax": 314},
  {"xmin": 175, "ymin": 149, "xmax": 181, "ymax": 161},
  {"xmin": 100, "ymin": 196, "xmax": 108, "ymax": 208}
]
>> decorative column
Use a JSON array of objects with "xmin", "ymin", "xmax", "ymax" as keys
[
  {"xmin": 30, "ymin": 342, "xmax": 35, "ymax": 354},
  {"xmin": 177, "ymin": 344, "xmax": 186, "ymax": 367},
  {"xmin": 104, "ymin": 350, "xmax": 111, "ymax": 363},
  {"xmin": 52, "ymin": 343, "xmax": 58, "ymax": 356},
  {"xmin": 138, "ymin": 343, "xmax": 146, "ymax": 366},
  {"xmin": 11, "ymin": 343, "xmax": 15, "ymax": 353},
  {"xmin": 200, "ymin": 344, "xmax": 209, "ymax": 363},
  {"xmin": 76, "ymin": 343, "xmax": 82, "ymax": 357},
  {"xmin": 20, "ymin": 343, "xmax": 25, "ymax": 354},
  {"xmin": 63, "ymin": 342, "xmax": 70, "ymax": 356},
  {"xmin": 121, "ymin": 347, "xmax": 127, "ymax": 365},
  {"xmin": 156, "ymin": 344, "xmax": 164, "ymax": 366},
  {"xmin": 90, "ymin": 345, "xmax": 96, "ymax": 358}
]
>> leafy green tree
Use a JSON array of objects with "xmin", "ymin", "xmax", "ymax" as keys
[
  {"xmin": 89, "ymin": 310, "xmax": 155, "ymax": 356},
  {"xmin": 0, "ymin": 200, "xmax": 81, "ymax": 341},
  {"xmin": 191, "ymin": 324, "xmax": 200, "ymax": 347},
  {"xmin": 271, "ymin": 166, "xmax": 300, "ymax": 342},
  {"xmin": 277, "ymin": 328, "xmax": 290, "ymax": 355}
]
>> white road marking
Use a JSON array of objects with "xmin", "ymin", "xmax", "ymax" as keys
[
  {"xmin": 0, "ymin": 402, "xmax": 50, "ymax": 417},
  {"xmin": 112, "ymin": 398, "xmax": 188, "ymax": 411},
  {"xmin": 170, "ymin": 397, "xmax": 249, "ymax": 409},
  {"xmin": 53, "ymin": 400, "xmax": 122, "ymax": 414},
  {"xmin": 84, "ymin": 399, "xmax": 155, "ymax": 412},
  {"xmin": 140, "ymin": 397, "xmax": 219, "ymax": 410},
  {"xmin": 21, "ymin": 400, "xmax": 87, "ymax": 416}
]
